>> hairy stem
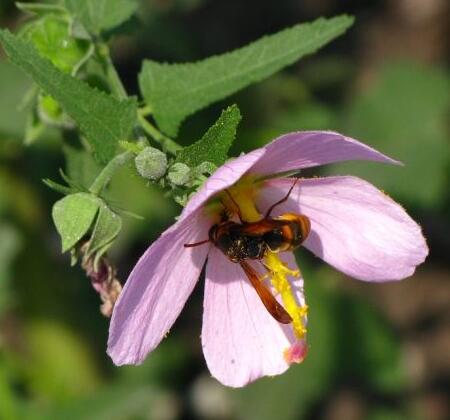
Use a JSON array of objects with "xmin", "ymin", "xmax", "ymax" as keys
[
  {"xmin": 89, "ymin": 151, "xmax": 134, "ymax": 196},
  {"xmin": 96, "ymin": 42, "xmax": 127, "ymax": 99},
  {"xmin": 137, "ymin": 112, "xmax": 182, "ymax": 156}
]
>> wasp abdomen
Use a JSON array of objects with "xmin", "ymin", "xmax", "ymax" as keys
[
  {"xmin": 263, "ymin": 227, "xmax": 287, "ymax": 252},
  {"xmin": 267, "ymin": 214, "xmax": 311, "ymax": 252}
]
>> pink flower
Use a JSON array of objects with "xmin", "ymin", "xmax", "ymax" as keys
[{"xmin": 107, "ymin": 131, "xmax": 428, "ymax": 387}]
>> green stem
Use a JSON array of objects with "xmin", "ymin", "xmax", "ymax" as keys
[
  {"xmin": 137, "ymin": 113, "xmax": 182, "ymax": 156},
  {"xmin": 89, "ymin": 151, "xmax": 134, "ymax": 196},
  {"xmin": 96, "ymin": 42, "xmax": 127, "ymax": 99},
  {"xmin": 72, "ymin": 43, "xmax": 95, "ymax": 77},
  {"xmin": 139, "ymin": 105, "xmax": 152, "ymax": 116},
  {"xmin": 16, "ymin": 2, "xmax": 65, "ymax": 14}
]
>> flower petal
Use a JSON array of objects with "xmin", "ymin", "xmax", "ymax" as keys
[
  {"xmin": 180, "ymin": 149, "xmax": 265, "ymax": 222},
  {"xmin": 250, "ymin": 131, "xmax": 399, "ymax": 176},
  {"xmin": 108, "ymin": 211, "xmax": 211, "ymax": 365},
  {"xmin": 259, "ymin": 177, "xmax": 428, "ymax": 281},
  {"xmin": 181, "ymin": 131, "xmax": 396, "ymax": 223},
  {"xmin": 202, "ymin": 248, "xmax": 306, "ymax": 387}
]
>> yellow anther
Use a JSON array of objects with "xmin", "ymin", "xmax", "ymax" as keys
[
  {"xmin": 280, "ymin": 264, "xmax": 300, "ymax": 278},
  {"xmin": 265, "ymin": 252, "xmax": 308, "ymax": 339},
  {"xmin": 297, "ymin": 305, "xmax": 308, "ymax": 317},
  {"xmin": 222, "ymin": 176, "xmax": 260, "ymax": 222}
]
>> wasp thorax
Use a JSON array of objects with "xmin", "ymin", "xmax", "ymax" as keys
[{"xmin": 209, "ymin": 222, "xmax": 266, "ymax": 263}]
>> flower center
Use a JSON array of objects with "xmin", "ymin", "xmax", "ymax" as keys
[{"xmin": 224, "ymin": 180, "xmax": 308, "ymax": 340}]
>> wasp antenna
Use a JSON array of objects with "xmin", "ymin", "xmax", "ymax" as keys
[
  {"xmin": 224, "ymin": 189, "xmax": 243, "ymax": 222},
  {"xmin": 265, "ymin": 178, "xmax": 299, "ymax": 218},
  {"xmin": 184, "ymin": 239, "xmax": 210, "ymax": 248}
]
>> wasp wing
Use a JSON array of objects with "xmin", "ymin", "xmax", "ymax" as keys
[{"xmin": 240, "ymin": 260, "xmax": 292, "ymax": 324}]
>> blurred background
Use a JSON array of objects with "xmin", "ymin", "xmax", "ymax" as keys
[{"xmin": 0, "ymin": 0, "xmax": 449, "ymax": 419}]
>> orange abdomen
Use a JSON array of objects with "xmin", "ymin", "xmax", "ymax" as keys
[{"xmin": 265, "ymin": 214, "xmax": 311, "ymax": 252}]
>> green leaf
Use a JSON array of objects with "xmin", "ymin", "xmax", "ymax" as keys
[
  {"xmin": 63, "ymin": 145, "xmax": 101, "ymax": 189},
  {"xmin": 330, "ymin": 61, "xmax": 450, "ymax": 208},
  {"xmin": 64, "ymin": 0, "xmax": 138, "ymax": 35},
  {"xmin": 52, "ymin": 192, "xmax": 101, "ymax": 252},
  {"xmin": 139, "ymin": 15, "xmax": 353, "ymax": 136},
  {"xmin": 38, "ymin": 93, "xmax": 73, "ymax": 127},
  {"xmin": 0, "ymin": 30, "xmax": 137, "ymax": 163},
  {"xmin": 176, "ymin": 104, "xmax": 241, "ymax": 167},
  {"xmin": 87, "ymin": 204, "xmax": 122, "ymax": 256},
  {"xmin": 20, "ymin": 14, "xmax": 91, "ymax": 73}
]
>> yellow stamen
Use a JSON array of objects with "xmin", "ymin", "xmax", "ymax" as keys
[
  {"xmin": 224, "ymin": 178, "xmax": 308, "ymax": 338},
  {"xmin": 225, "ymin": 177, "xmax": 260, "ymax": 222},
  {"xmin": 264, "ymin": 252, "xmax": 308, "ymax": 338}
]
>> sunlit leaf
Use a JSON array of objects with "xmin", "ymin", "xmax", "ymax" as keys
[
  {"xmin": 176, "ymin": 104, "xmax": 241, "ymax": 167},
  {"xmin": 0, "ymin": 30, "xmax": 137, "ymax": 163},
  {"xmin": 139, "ymin": 15, "xmax": 354, "ymax": 136},
  {"xmin": 87, "ymin": 204, "xmax": 122, "ymax": 256},
  {"xmin": 64, "ymin": 0, "xmax": 138, "ymax": 35},
  {"xmin": 64, "ymin": 145, "xmax": 101, "ymax": 189},
  {"xmin": 52, "ymin": 192, "xmax": 101, "ymax": 252},
  {"xmin": 20, "ymin": 14, "xmax": 90, "ymax": 73}
]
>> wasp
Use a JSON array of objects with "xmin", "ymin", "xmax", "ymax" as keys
[{"xmin": 184, "ymin": 179, "xmax": 310, "ymax": 324}]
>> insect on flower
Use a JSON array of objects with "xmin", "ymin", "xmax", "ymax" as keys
[
  {"xmin": 107, "ymin": 131, "xmax": 428, "ymax": 388},
  {"xmin": 184, "ymin": 178, "xmax": 310, "ymax": 325}
]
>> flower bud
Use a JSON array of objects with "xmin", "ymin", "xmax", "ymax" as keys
[
  {"xmin": 167, "ymin": 162, "xmax": 191, "ymax": 186},
  {"xmin": 135, "ymin": 147, "xmax": 168, "ymax": 181}
]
